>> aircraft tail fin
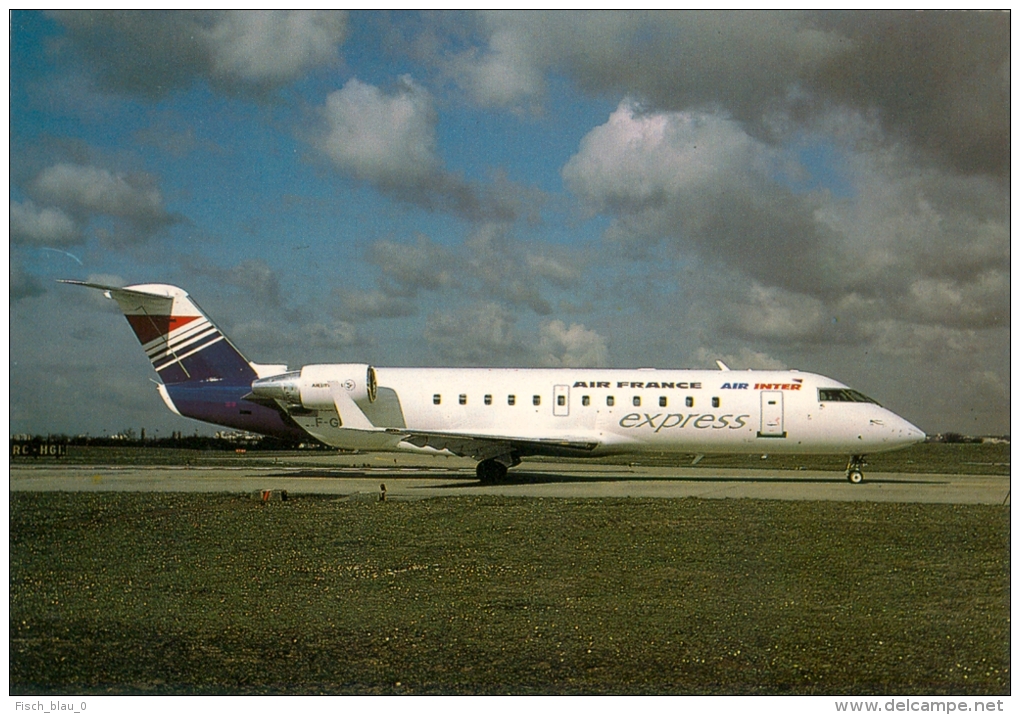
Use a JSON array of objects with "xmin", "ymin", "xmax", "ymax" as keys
[{"xmin": 61, "ymin": 281, "xmax": 258, "ymax": 386}]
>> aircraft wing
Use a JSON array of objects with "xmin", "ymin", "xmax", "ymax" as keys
[
  {"xmin": 385, "ymin": 428, "xmax": 600, "ymax": 462},
  {"xmin": 293, "ymin": 376, "xmax": 602, "ymax": 460}
]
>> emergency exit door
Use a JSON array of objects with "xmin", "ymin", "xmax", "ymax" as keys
[
  {"xmin": 758, "ymin": 391, "xmax": 786, "ymax": 438},
  {"xmin": 553, "ymin": 384, "xmax": 570, "ymax": 416}
]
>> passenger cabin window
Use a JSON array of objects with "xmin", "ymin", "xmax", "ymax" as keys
[
  {"xmin": 818, "ymin": 388, "xmax": 880, "ymax": 405},
  {"xmin": 459, "ymin": 394, "xmax": 467, "ymax": 405},
  {"xmin": 607, "ymin": 396, "xmax": 615, "ymax": 407},
  {"xmin": 712, "ymin": 397, "xmax": 720, "ymax": 408},
  {"xmin": 685, "ymin": 396, "xmax": 694, "ymax": 408},
  {"xmin": 433, "ymin": 394, "xmax": 441, "ymax": 405},
  {"xmin": 533, "ymin": 395, "xmax": 541, "ymax": 406},
  {"xmin": 508, "ymin": 395, "xmax": 516, "ymax": 406},
  {"xmin": 484, "ymin": 394, "xmax": 492, "ymax": 405},
  {"xmin": 659, "ymin": 396, "xmax": 667, "ymax": 407},
  {"xmin": 633, "ymin": 396, "xmax": 641, "ymax": 407},
  {"xmin": 582, "ymin": 395, "xmax": 590, "ymax": 406}
]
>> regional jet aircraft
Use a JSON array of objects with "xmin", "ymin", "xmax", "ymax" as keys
[{"xmin": 63, "ymin": 281, "xmax": 925, "ymax": 483}]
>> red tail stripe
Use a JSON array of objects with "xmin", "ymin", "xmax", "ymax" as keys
[{"xmin": 125, "ymin": 315, "xmax": 200, "ymax": 345}]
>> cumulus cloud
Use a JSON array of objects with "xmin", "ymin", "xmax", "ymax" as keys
[
  {"xmin": 693, "ymin": 346, "xmax": 788, "ymax": 371},
  {"xmin": 858, "ymin": 320, "xmax": 976, "ymax": 361},
  {"xmin": 464, "ymin": 224, "xmax": 553, "ymax": 314},
  {"xmin": 808, "ymin": 11, "xmax": 1009, "ymax": 179},
  {"xmin": 406, "ymin": 10, "xmax": 1008, "ymax": 395},
  {"xmin": 524, "ymin": 253, "xmax": 581, "ymax": 288},
  {"xmin": 366, "ymin": 234, "xmax": 457, "ymax": 296},
  {"xmin": 319, "ymin": 77, "xmax": 440, "ymax": 186},
  {"xmin": 51, "ymin": 10, "xmax": 348, "ymax": 98},
  {"xmin": 900, "ymin": 274, "xmax": 1009, "ymax": 331},
  {"xmin": 10, "ymin": 199, "xmax": 80, "ymax": 246},
  {"xmin": 426, "ymin": 12, "xmax": 841, "ymax": 115},
  {"xmin": 445, "ymin": 15, "xmax": 549, "ymax": 109},
  {"xmin": 812, "ymin": 140, "xmax": 1010, "ymax": 332},
  {"xmin": 564, "ymin": 99, "xmax": 1009, "ymax": 357},
  {"xmin": 427, "ymin": 11, "xmax": 1008, "ymax": 178},
  {"xmin": 564, "ymin": 102, "xmax": 835, "ymax": 297},
  {"xmin": 425, "ymin": 302, "xmax": 526, "ymax": 364},
  {"xmin": 423, "ymin": 302, "xmax": 608, "ymax": 368},
  {"xmin": 10, "ymin": 261, "xmax": 47, "ymax": 301},
  {"xmin": 563, "ymin": 102, "xmax": 764, "ymax": 212},
  {"xmin": 221, "ymin": 260, "xmax": 284, "ymax": 308},
  {"xmin": 335, "ymin": 289, "xmax": 417, "ymax": 322},
  {"xmin": 313, "ymin": 77, "xmax": 522, "ymax": 221},
  {"xmin": 536, "ymin": 320, "xmax": 608, "ymax": 367},
  {"xmin": 204, "ymin": 11, "xmax": 347, "ymax": 84},
  {"xmin": 231, "ymin": 318, "xmax": 361, "ymax": 356},
  {"xmin": 719, "ymin": 283, "xmax": 828, "ymax": 343},
  {"xmin": 26, "ymin": 163, "xmax": 178, "ymax": 242},
  {"xmin": 349, "ymin": 225, "xmax": 583, "ymax": 323}
]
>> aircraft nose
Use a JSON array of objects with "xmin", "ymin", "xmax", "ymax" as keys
[
  {"xmin": 894, "ymin": 416, "xmax": 926, "ymax": 446},
  {"xmin": 868, "ymin": 410, "xmax": 925, "ymax": 450}
]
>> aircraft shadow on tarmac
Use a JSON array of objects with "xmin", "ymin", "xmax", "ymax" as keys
[
  {"xmin": 266, "ymin": 469, "xmax": 946, "ymax": 488},
  {"xmin": 424, "ymin": 472, "xmax": 947, "ymax": 488}
]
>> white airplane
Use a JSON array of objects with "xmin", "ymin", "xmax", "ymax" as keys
[{"xmin": 64, "ymin": 281, "xmax": 926, "ymax": 483}]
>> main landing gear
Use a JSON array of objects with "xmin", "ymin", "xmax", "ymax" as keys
[
  {"xmin": 846, "ymin": 455, "xmax": 867, "ymax": 484},
  {"xmin": 476, "ymin": 455, "xmax": 521, "ymax": 484}
]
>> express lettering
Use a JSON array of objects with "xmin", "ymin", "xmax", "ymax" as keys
[{"xmin": 618, "ymin": 413, "xmax": 749, "ymax": 432}]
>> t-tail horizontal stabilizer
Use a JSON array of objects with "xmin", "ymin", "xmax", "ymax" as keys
[{"xmin": 60, "ymin": 280, "xmax": 256, "ymax": 386}]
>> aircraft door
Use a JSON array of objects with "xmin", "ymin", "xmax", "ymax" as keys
[
  {"xmin": 758, "ymin": 391, "xmax": 786, "ymax": 438},
  {"xmin": 553, "ymin": 384, "xmax": 570, "ymax": 416}
]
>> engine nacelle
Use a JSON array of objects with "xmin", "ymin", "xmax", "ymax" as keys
[
  {"xmin": 297, "ymin": 364, "xmax": 377, "ymax": 410},
  {"xmin": 250, "ymin": 363, "xmax": 377, "ymax": 411}
]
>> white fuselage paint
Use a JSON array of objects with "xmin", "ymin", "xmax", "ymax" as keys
[
  {"xmin": 69, "ymin": 281, "xmax": 925, "ymax": 470},
  {"xmin": 285, "ymin": 366, "xmax": 925, "ymax": 457}
]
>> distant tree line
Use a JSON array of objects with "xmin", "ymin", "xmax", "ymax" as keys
[{"xmin": 928, "ymin": 433, "xmax": 1009, "ymax": 444}]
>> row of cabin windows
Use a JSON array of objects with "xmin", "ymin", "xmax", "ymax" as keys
[{"xmin": 433, "ymin": 394, "xmax": 722, "ymax": 408}]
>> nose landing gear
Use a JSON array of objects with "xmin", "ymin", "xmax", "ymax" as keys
[{"xmin": 846, "ymin": 455, "xmax": 867, "ymax": 484}]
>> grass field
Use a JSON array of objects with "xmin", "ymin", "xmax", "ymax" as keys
[
  {"xmin": 9, "ymin": 492, "xmax": 1009, "ymax": 695},
  {"xmin": 11, "ymin": 441, "xmax": 1012, "ymax": 476}
]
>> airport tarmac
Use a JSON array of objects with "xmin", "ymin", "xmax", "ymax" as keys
[{"xmin": 9, "ymin": 454, "xmax": 1010, "ymax": 504}]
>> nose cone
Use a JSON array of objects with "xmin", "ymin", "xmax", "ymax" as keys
[{"xmin": 888, "ymin": 414, "xmax": 926, "ymax": 449}]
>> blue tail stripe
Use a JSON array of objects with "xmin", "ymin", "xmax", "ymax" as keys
[
  {"xmin": 158, "ymin": 335, "xmax": 257, "ymax": 385},
  {"xmin": 152, "ymin": 332, "xmax": 223, "ymax": 372}
]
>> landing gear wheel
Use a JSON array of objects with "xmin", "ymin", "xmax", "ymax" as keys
[
  {"xmin": 845, "ymin": 455, "xmax": 867, "ymax": 484},
  {"xmin": 477, "ymin": 459, "xmax": 508, "ymax": 484}
]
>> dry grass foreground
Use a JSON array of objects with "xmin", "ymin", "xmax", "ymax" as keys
[{"xmin": 10, "ymin": 493, "xmax": 1009, "ymax": 695}]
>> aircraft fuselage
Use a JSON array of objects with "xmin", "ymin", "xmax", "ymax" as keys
[{"xmin": 259, "ymin": 366, "xmax": 924, "ymax": 458}]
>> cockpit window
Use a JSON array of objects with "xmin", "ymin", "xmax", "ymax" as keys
[{"xmin": 818, "ymin": 388, "xmax": 880, "ymax": 405}]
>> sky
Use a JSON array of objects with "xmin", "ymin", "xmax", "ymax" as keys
[{"xmin": 8, "ymin": 10, "xmax": 1011, "ymax": 438}]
